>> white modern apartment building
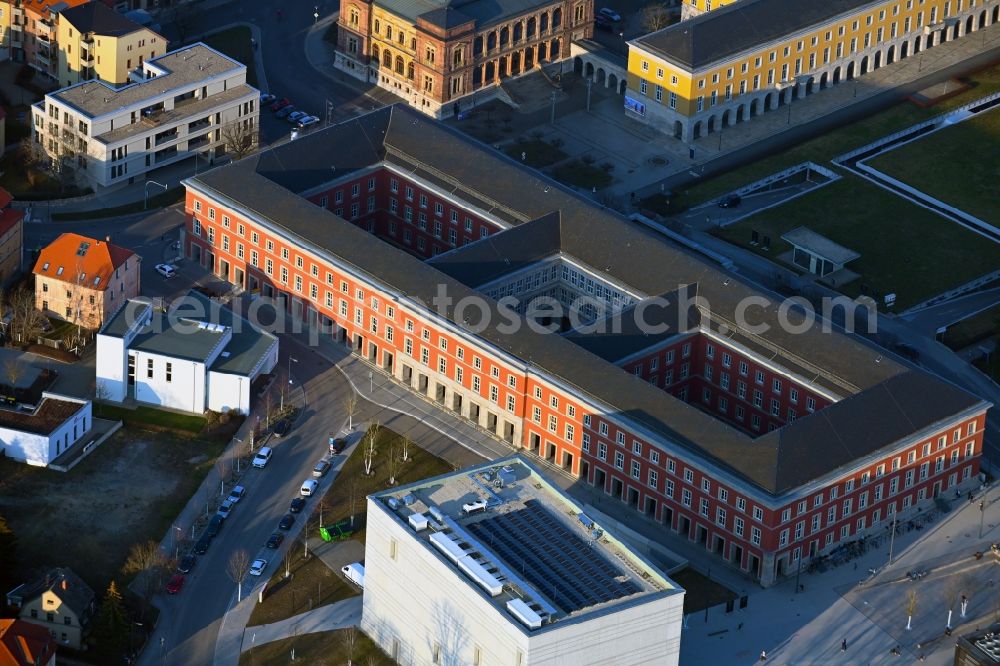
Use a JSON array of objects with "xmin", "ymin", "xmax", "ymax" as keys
[
  {"xmin": 31, "ymin": 42, "xmax": 258, "ymax": 188},
  {"xmin": 96, "ymin": 291, "xmax": 278, "ymax": 415},
  {"xmin": 362, "ymin": 455, "xmax": 685, "ymax": 666}
]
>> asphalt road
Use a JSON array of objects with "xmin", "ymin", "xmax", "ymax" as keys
[{"xmin": 160, "ymin": 0, "xmax": 401, "ymax": 145}]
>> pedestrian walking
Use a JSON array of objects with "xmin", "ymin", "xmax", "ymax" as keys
[
  {"xmin": 759, "ymin": 650, "xmax": 767, "ymax": 662},
  {"xmin": 841, "ymin": 639, "xmax": 848, "ymax": 652}
]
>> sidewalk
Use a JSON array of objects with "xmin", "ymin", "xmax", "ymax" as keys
[
  {"xmin": 135, "ymin": 377, "xmax": 305, "ymax": 666},
  {"xmin": 241, "ymin": 596, "xmax": 363, "ymax": 653}
]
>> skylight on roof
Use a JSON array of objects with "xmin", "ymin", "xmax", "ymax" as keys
[
  {"xmin": 56, "ymin": 266, "xmax": 64, "ymax": 276},
  {"xmin": 93, "ymin": 276, "xmax": 101, "ymax": 286},
  {"xmin": 76, "ymin": 242, "xmax": 90, "ymax": 257},
  {"xmin": 42, "ymin": 262, "xmax": 49, "ymax": 271}
]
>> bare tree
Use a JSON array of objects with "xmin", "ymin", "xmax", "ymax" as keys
[
  {"xmin": 348, "ymin": 477, "xmax": 360, "ymax": 528},
  {"xmin": 342, "ymin": 627, "xmax": 358, "ymax": 666},
  {"xmin": 401, "ymin": 436, "xmax": 412, "ymax": 463},
  {"xmin": 316, "ymin": 496, "xmax": 332, "ymax": 528},
  {"xmin": 387, "ymin": 442, "xmax": 401, "ymax": 486},
  {"xmin": 364, "ymin": 656, "xmax": 379, "ymax": 666},
  {"xmin": 122, "ymin": 540, "xmax": 171, "ymax": 620},
  {"xmin": 262, "ymin": 390, "xmax": 275, "ymax": 429},
  {"xmin": 283, "ymin": 548, "xmax": 294, "ymax": 579},
  {"xmin": 363, "ymin": 422, "xmax": 382, "ymax": 476},
  {"xmin": 227, "ymin": 549, "xmax": 251, "ymax": 602},
  {"xmin": 906, "ymin": 589, "xmax": 918, "ymax": 630},
  {"xmin": 221, "ymin": 120, "xmax": 259, "ymax": 160},
  {"xmin": 641, "ymin": 3, "xmax": 672, "ymax": 32},
  {"xmin": 7, "ymin": 286, "xmax": 46, "ymax": 345},
  {"xmin": 16, "ymin": 139, "xmax": 49, "ymax": 187},
  {"xmin": 943, "ymin": 578, "xmax": 963, "ymax": 630},
  {"xmin": 960, "ymin": 575, "xmax": 974, "ymax": 618},
  {"xmin": 3, "ymin": 359, "xmax": 24, "ymax": 389},
  {"xmin": 344, "ymin": 392, "xmax": 359, "ymax": 431}
]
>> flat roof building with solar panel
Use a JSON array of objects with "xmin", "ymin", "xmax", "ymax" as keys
[{"xmin": 361, "ymin": 455, "xmax": 684, "ymax": 666}]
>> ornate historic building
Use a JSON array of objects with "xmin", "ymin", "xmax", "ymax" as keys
[{"xmin": 335, "ymin": 0, "xmax": 594, "ymax": 116}]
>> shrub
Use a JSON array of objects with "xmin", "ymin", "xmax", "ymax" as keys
[{"xmin": 581, "ymin": 154, "xmax": 596, "ymax": 166}]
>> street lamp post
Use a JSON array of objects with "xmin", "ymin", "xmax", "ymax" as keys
[
  {"xmin": 586, "ymin": 79, "xmax": 593, "ymax": 111},
  {"xmin": 369, "ymin": 371, "xmax": 374, "ymax": 393},
  {"xmin": 887, "ymin": 511, "xmax": 898, "ymax": 565},
  {"xmin": 281, "ymin": 356, "xmax": 298, "ymax": 411},
  {"xmin": 173, "ymin": 525, "xmax": 183, "ymax": 558},
  {"xmin": 144, "ymin": 180, "xmax": 168, "ymax": 209},
  {"xmin": 980, "ymin": 499, "xmax": 986, "ymax": 538}
]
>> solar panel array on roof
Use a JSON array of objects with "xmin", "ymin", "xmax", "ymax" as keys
[{"xmin": 467, "ymin": 499, "xmax": 640, "ymax": 613}]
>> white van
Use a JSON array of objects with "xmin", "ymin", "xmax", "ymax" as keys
[
  {"xmin": 252, "ymin": 447, "xmax": 273, "ymax": 468},
  {"xmin": 300, "ymin": 479, "xmax": 319, "ymax": 496},
  {"xmin": 342, "ymin": 562, "xmax": 365, "ymax": 588}
]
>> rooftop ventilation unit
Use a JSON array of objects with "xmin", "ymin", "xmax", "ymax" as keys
[
  {"xmin": 386, "ymin": 497, "xmax": 401, "ymax": 511},
  {"xmin": 408, "ymin": 513, "xmax": 429, "ymax": 532},
  {"xmin": 506, "ymin": 599, "xmax": 544, "ymax": 630},
  {"xmin": 428, "ymin": 505, "xmax": 445, "ymax": 523},
  {"xmin": 461, "ymin": 500, "xmax": 488, "ymax": 516}
]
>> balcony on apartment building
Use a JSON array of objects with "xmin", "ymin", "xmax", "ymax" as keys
[
  {"xmin": 154, "ymin": 127, "xmax": 178, "ymax": 146},
  {"xmin": 187, "ymin": 133, "xmax": 211, "ymax": 151},
  {"xmin": 10, "ymin": 28, "xmax": 22, "ymax": 47},
  {"xmin": 36, "ymin": 19, "xmax": 53, "ymax": 36},
  {"xmin": 187, "ymin": 116, "xmax": 212, "ymax": 133},
  {"xmin": 153, "ymin": 145, "xmax": 178, "ymax": 164}
]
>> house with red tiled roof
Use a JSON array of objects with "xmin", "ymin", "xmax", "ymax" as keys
[
  {"xmin": 33, "ymin": 233, "xmax": 139, "ymax": 330},
  {"xmin": 6, "ymin": 568, "xmax": 94, "ymax": 652},
  {"xmin": 0, "ymin": 619, "xmax": 56, "ymax": 666},
  {"xmin": 0, "ymin": 186, "xmax": 23, "ymax": 287}
]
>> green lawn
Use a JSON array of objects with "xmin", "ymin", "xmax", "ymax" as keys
[
  {"xmin": 672, "ymin": 62, "xmax": 1000, "ymax": 212},
  {"xmin": 504, "ymin": 139, "xmax": 568, "ymax": 168},
  {"xmin": 239, "ymin": 629, "xmax": 394, "ymax": 666},
  {"xmin": 866, "ymin": 108, "xmax": 1000, "ymax": 226},
  {"xmin": 247, "ymin": 549, "xmax": 358, "ymax": 627},
  {"xmin": 52, "ymin": 188, "xmax": 183, "ymax": 221},
  {"xmin": 942, "ymin": 303, "xmax": 1000, "ymax": 350},
  {"xmin": 94, "ymin": 403, "xmax": 207, "ymax": 433},
  {"xmin": 199, "ymin": 26, "xmax": 258, "ymax": 88},
  {"xmin": 550, "ymin": 160, "xmax": 614, "ymax": 190},
  {"xmin": 714, "ymin": 177, "xmax": 1000, "ymax": 310},
  {"xmin": 246, "ymin": 426, "xmax": 451, "ymax": 627}
]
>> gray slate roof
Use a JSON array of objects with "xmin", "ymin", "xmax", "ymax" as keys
[
  {"xmin": 186, "ymin": 104, "xmax": 987, "ymax": 495},
  {"xmin": 634, "ymin": 0, "xmax": 875, "ymax": 70},
  {"xmin": 60, "ymin": 2, "xmax": 151, "ymax": 37},
  {"xmin": 11, "ymin": 568, "xmax": 94, "ymax": 620},
  {"xmin": 101, "ymin": 292, "xmax": 276, "ymax": 375}
]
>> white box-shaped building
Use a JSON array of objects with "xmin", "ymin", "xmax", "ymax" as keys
[
  {"xmin": 31, "ymin": 43, "xmax": 258, "ymax": 188},
  {"xmin": 96, "ymin": 292, "xmax": 277, "ymax": 415},
  {"xmin": 362, "ymin": 456, "xmax": 685, "ymax": 666},
  {"xmin": 0, "ymin": 393, "xmax": 93, "ymax": 467}
]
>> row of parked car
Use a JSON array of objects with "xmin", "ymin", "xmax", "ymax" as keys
[
  {"xmin": 165, "ymin": 419, "xmax": 346, "ymax": 595},
  {"xmin": 261, "ymin": 92, "xmax": 320, "ymax": 130}
]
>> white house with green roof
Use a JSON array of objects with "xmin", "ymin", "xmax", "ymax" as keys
[{"xmin": 95, "ymin": 292, "xmax": 278, "ymax": 415}]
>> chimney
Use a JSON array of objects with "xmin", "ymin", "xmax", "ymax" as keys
[
  {"xmin": 61, "ymin": 579, "xmax": 68, "ymax": 591},
  {"xmin": 105, "ymin": 235, "xmax": 111, "ymax": 242}
]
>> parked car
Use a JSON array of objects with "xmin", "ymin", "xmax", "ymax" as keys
[
  {"xmin": 155, "ymin": 263, "xmax": 177, "ymax": 278},
  {"xmin": 249, "ymin": 558, "xmax": 268, "ymax": 576},
  {"xmin": 287, "ymin": 111, "xmax": 309, "ymax": 123},
  {"xmin": 216, "ymin": 499, "xmax": 234, "ymax": 519},
  {"xmin": 270, "ymin": 98, "xmax": 291, "ymax": 112},
  {"xmin": 165, "ymin": 574, "xmax": 185, "ymax": 594},
  {"xmin": 289, "ymin": 498, "xmax": 306, "ymax": 514},
  {"xmin": 227, "ymin": 485, "xmax": 246, "ymax": 504},
  {"xmin": 276, "ymin": 105, "xmax": 296, "ymax": 119},
  {"xmin": 266, "ymin": 532, "xmax": 285, "ymax": 549},
  {"xmin": 341, "ymin": 562, "xmax": 365, "ymax": 588},
  {"xmin": 598, "ymin": 7, "xmax": 621, "ymax": 21},
  {"xmin": 313, "ymin": 459, "xmax": 331, "ymax": 477},
  {"xmin": 206, "ymin": 515, "xmax": 224, "ymax": 538},
  {"xmin": 329, "ymin": 437, "xmax": 347, "ymax": 455},
  {"xmin": 717, "ymin": 194, "xmax": 742, "ymax": 208},
  {"xmin": 296, "ymin": 116, "xmax": 321, "ymax": 129},
  {"xmin": 193, "ymin": 534, "xmax": 212, "ymax": 555},
  {"xmin": 300, "ymin": 479, "xmax": 319, "ymax": 497},
  {"xmin": 271, "ymin": 419, "xmax": 292, "ymax": 438},
  {"xmin": 260, "ymin": 93, "xmax": 276, "ymax": 104},
  {"xmin": 279, "ymin": 513, "xmax": 296, "ymax": 530},
  {"xmin": 177, "ymin": 555, "xmax": 196, "ymax": 574},
  {"xmin": 894, "ymin": 343, "xmax": 921, "ymax": 361},
  {"xmin": 252, "ymin": 446, "xmax": 273, "ymax": 468}
]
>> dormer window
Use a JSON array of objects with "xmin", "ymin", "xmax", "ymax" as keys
[
  {"xmin": 56, "ymin": 266, "xmax": 64, "ymax": 276},
  {"xmin": 42, "ymin": 262, "xmax": 49, "ymax": 271},
  {"xmin": 93, "ymin": 276, "xmax": 101, "ymax": 286}
]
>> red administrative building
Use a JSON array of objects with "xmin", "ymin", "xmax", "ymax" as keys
[{"xmin": 182, "ymin": 105, "xmax": 990, "ymax": 587}]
